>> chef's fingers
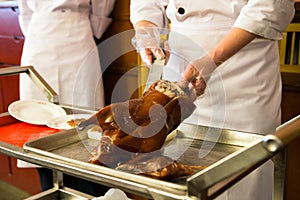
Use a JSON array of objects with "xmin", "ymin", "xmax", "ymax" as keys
[
  {"xmin": 191, "ymin": 75, "xmax": 206, "ymax": 96},
  {"xmin": 185, "ymin": 63, "xmax": 201, "ymax": 82},
  {"xmin": 187, "ymin": 77, "xmax": 206, "ymax": 101},
  {"xmin": 132, "ymin": 38, "xmax": 164, "ymax": 66},
  {"xmin": 132, "ymin": 25, "xmax": 165, "ymax": 66},
  {"xmin": 176, "ymin": 67, "xmax": 194, "ymax": 90},
  {"xmin": 152, "ymin": 47, "xmax": 165, "ymax": 60},
  {"xmin": 178, "ymin": 53, "xmax": 217, "ymax": 88},
  {"xmin": 139, "ymin": 48, "xmax": 165, "ymax": 67},
  {"xmin": 177, "ymin": 62, "xmax": 207, "ymax": 98},
  {"xmin": 139, "ymin": 49, "xmax": 154, "ymax": 66},
  {"xmin": 177, "ymin": 63, "xmax": 200, "ymax": 89}
]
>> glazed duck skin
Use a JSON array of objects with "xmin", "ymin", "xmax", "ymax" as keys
[
  {"xmin": 115, "ymin": 152, "xmax": 207, "ymax": 180},
  {"xmin": 88, "ymin": 80, "xmax": 196, "ymax": 167}
]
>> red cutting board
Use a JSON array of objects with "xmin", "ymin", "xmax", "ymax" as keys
[{"xmin": 0, "ymin": 122, "xmax": 60, "ymax": 147}]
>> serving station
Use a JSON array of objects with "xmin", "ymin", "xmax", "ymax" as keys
[{"xmin": 0, "ymin": 66, "xmax": 300, "ymax": 200}]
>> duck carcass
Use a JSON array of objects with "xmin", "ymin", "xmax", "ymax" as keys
[{"xmin": 84, "ymin": 80, "xmax": 197, "ymax": 176}]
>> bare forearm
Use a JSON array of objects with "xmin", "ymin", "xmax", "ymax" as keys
[
  {"xmin": 179, "ymin": 28, "xmax": 257, "ymax": 92},
  {"xmin": 134, "ymin": 20, "xmax": 157, "ymax": 28},
  {"xmin": 209, "ymin": 28, "xmax": 256, "ymax": 66}
]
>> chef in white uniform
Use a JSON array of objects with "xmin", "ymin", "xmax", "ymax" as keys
[
  {"xmin": 17, "ymin": 0, "xmax": 115, "ymax": 195},
  {"xmin": 18, "ymin": 0, "xmax": 115, "ymax": 110},
  {"xmin": 130, "ymin": 0, "xmax": 295, "ymax": 199}
]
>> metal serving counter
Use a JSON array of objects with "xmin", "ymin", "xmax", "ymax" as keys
[
  {"xmin": 22, "ymin": 123, "xmax": 262, "ymax": 200},
  {"xmin": 1, "ymin": 66, "xmax": 300, "ymax": 200},
  {"xmin": 1, "ymin": 117, "xmax": 300, "ymax": 200}
]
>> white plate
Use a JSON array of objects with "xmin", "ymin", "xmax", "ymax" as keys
[
  {"xmin": 46, "ymin": 114, "xmax": 92, "ymax": 130},
  {"xmin": 8, "ymin": 100, "xmax": 67, "ymax": 125}
]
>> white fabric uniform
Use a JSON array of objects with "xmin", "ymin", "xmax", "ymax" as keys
[
  {"xmin": 130, "ymin": 0, "xmax": 295, "ymax": 199},
  {"xmin": 18, "ymin": 0, "xmax": 115, "ymax": 110},
  {"xmin": 17, "ymin": 0, "xmax": 115, "ymax": 168}
]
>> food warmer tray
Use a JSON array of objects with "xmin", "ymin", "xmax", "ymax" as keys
[{"xmin": 20, "ymin": 117, "xmax": 300, "ymax": 200}]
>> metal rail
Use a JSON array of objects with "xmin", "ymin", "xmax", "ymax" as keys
[
  {"xmin": 187, "ymin": 115, "xmax": 300, "ymax": 199},
  {"xmin": 0, "ymin": 66, "xmax": 59, "ymax": 104}
]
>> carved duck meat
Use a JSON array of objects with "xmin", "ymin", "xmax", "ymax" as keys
[{"xmin": 115, "ymin": 152, "xmax": 207, "ymax": 180}]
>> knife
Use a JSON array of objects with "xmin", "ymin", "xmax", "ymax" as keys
[{"xmin": 143, "ymin": 58, "xmax": 165, "ymax": 93}]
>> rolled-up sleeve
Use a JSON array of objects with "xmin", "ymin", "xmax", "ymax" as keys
[
  {"xmin": 130, "ymin": 0, "xmax": 168, "ymax": 29},
  {"xmin": 234, "ymin": 0, "xmax": 295, "ymax": 40},
  {"xmin": 90, "ymin": 0, "xmax": 116, "ymax": 39}
]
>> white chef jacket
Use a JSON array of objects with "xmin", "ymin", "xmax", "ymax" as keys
[
  {"xmin": 130, "ymin": 0, "xmax": 295, "ymax": 134},
  {"xmin": 18, "ymin": 0, "xmax": 115, "ymax": 110},
  {"xmin": 16, "ymin": 0, "xmax": 115, "ymax": 168},
  {"xmin": 18, "ymin": 0, "xmax": 115, "ymax": 39},
  {"xmin": 130, "ymin": 0, "xmax": 295, "ymax": 200}
]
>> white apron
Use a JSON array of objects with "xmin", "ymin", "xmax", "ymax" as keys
[
  {"xmin": 162, "ymin": 0, "xmax": 280, "ymax": 199},
  {"xmin": 20, "ymin": 12, "xmax": 104, "ymax": 110},
  {"xmin": 18, "ymin": 11, "xmax": 105, "ymax": 168}
]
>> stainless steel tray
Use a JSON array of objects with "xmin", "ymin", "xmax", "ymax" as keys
[{"xmin": 23, "ymin": 123, "xmax": 264, "ymax": 200}]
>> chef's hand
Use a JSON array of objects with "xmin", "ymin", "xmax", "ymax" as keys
[
  {"xmin": 177, "ymin": 55, "xmax": 217, "ymax": 100},
  {"xmin": 178, "ymin": 28, "xmax": 256, "ymax": 100},
  {"xmin": 132, "ymin": 21, "xmax": 165, "ymax": 66}
]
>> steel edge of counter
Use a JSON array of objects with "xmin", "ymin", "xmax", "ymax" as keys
[
  {"xmin": 186, "ymin": 115, "xmax": 300, "ymax": 199},
  {"xmin": 186, "ymin": 139, "xmax": 271, "ymax": 197},
  {"xmin": 0, "ymin": 140, "xmax": 188, "ymax": 200}
]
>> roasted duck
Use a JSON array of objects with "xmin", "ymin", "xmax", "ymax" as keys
[
  {"xmin": 115, "ymin": 152, "xmax": 207, "ymax": 180},
  {"xmin": 83, "ymin": 80, "xmax": 199, "ymax": 179}
]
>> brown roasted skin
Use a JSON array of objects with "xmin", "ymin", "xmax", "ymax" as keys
[
  {"xmin": 115, "ymin": 153, "xmax": 207, "ymax": 180},
  {"xmin": 88, "ymin": 81, "xmax": 196, "ymax": 168}
]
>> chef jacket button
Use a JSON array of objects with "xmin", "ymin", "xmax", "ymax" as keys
[{"xmin": 178, "ymin": 7, "xmax": 185, "ymax": 15}]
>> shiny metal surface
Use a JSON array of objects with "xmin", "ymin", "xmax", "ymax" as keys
[
  {"xmin": 24, "ymin": 187, "xmax": 93, "ymax": 200},
  {"xmin": 143, "ymin": 58, "xmax": 165, "ymax": 93},
  {"xmin": 0, "ymin": 66, "xmax": 59, "ymax": 104},
  {"xmin": 1, "ymin": 96, "xmax": 298, "ymax": 200},
  {"xmin": 22, "ymin": 123, "xmax": 261, "ymax": 199},
  {"xmin": 262, "ymin": 135, "xmax": 284, "ymax": 153},
  {"xmin": 275, "ymin": 115, "xmax": 300, "ymax": 145}
]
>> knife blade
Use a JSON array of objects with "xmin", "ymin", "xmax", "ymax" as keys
[{"xmin": 143, "ymin": 58, "xmax": 165, "ymax": 93}]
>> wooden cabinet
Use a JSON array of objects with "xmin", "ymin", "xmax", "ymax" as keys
[
  {"xmin": 0, "ymin": 65, "xmax": 20, "ymax": 113},
  {"xmin": 0, "ymin": 1, "xmax": 41, "ymax": 195},
  {"xmin": 97, "ymin": 0, "xmax": 140, "ymax": 105},
  {"xmin": 0, "ymin": 2, "xmax": 24, "ymax": 65}
]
